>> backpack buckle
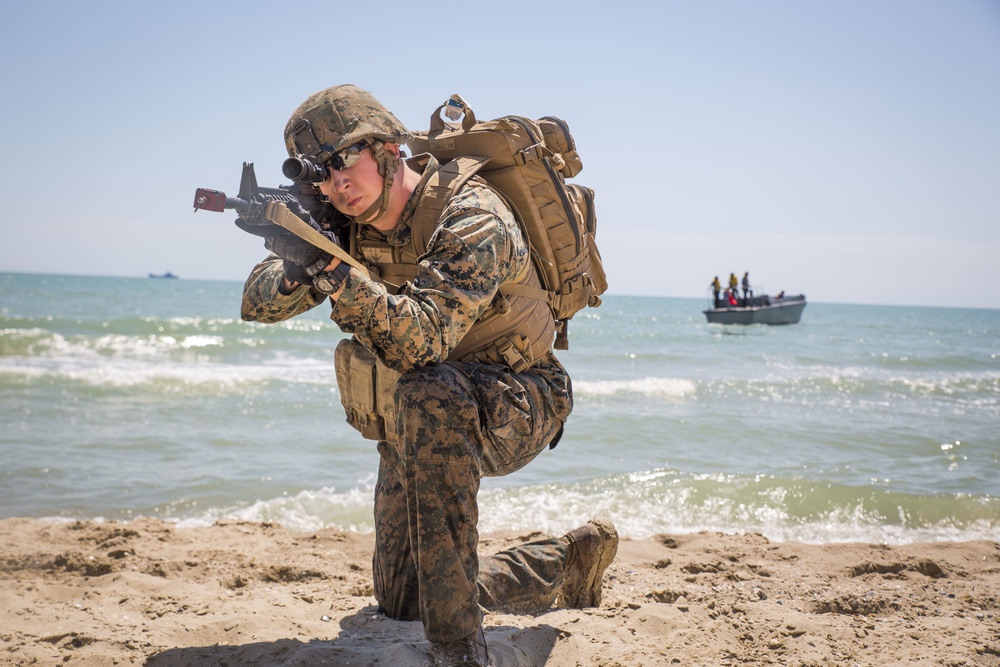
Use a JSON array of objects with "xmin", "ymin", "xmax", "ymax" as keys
[
  {"xmin": 496, "ymin": 339, "xmax": 530, "ymax": 373},
  {"xmin": 515, "ymin": 143, "xmax": 547, "ymax": 166}
]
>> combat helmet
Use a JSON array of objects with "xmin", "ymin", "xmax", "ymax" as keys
[{"xmin": 284, "ymin": 85, "xmax": 412, "ymax": 224}]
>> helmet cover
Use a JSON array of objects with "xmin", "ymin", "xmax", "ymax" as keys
[{"xmin": 284, "ymin": 84, "xmax": 412, "ymax": 161}]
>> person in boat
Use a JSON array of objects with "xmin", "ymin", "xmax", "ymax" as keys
[
  {"xmin": 711, "ymin": 276, "xmax": 721, "ymax": 305},
  {"xmin": 741, "ymin": 272, "xmax": 751, "ymax": 304},
  {"xmin": 238, "ymin": 84, "xmax": 618, "ymax": 667},
  {"xmin": 728, "ymin": 272, "xmax": 738, "ymax": 300},
  {"xmin": 725, "ymin": 288, "xmax": 739, "ymax": 306}
]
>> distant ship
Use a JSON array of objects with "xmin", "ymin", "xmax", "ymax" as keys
[
  {"xmin": 704, "ymin": 293, "xmax": 806, "ymax": 325},
  {"xmin": 148, "ymin": 272, "xmax": 179, "ymax": 279}
]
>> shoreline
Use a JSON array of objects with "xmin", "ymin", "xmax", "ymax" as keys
[{"xmin": 2, "ymin": 517, "xmax": 998, "ymax": 666}]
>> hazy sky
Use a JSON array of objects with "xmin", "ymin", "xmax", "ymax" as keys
[{"xmin": 1, "ymin": 0, "xmax": 998, "ymax": 309}]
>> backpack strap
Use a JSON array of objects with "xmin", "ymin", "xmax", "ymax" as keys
[
  {"xmin": 499, "ymin": 281, "xmax": 550, "ymax": 302},
  {"xmin": 410, "ymin": 155, "xmax": 491, "ymax": 252},
  {"xmin": 411, "ymin": 155, "xmax": 553, "ymax": 310}
]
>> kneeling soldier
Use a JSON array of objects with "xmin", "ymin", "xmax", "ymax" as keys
[{"xmin": 240, "ymin": 84, "xmax": 618, "ymax": 666}]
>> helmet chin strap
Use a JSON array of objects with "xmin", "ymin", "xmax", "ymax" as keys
[{"xmin": 351, "ymin": 140, "xmax": 401, "ymax": 225}]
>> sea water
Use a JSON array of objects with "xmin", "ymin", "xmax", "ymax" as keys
[{"xmin": 2, "ymin": 272, "xmax": 998, "ymax": 544}]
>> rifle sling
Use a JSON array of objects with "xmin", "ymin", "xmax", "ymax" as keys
[{"xmin": 264, "ymin": 201, "xmax": 371, "ymax": 278}]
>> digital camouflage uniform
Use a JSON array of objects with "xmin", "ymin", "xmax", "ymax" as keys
[{"xmin": 242, "ymin": 155, "xmax": 574, "ymax": 643}]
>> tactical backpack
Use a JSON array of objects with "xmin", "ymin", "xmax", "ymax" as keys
[{"xmin": 407, "ymin": 94, "xmax": 607, "ymax": 349}]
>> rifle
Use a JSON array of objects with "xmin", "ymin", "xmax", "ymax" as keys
[{"xmin": 193, "ymin": 163, "xmax": 369, "ymax": 277}]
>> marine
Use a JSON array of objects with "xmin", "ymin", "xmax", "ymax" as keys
[{"xmin": 239, "ymin": 84, "xmax": 618, "ymax": 666}]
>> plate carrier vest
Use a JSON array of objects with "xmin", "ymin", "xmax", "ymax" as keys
[
  {"xmin": 334, "ymin": 157, "xmax": 556, "ymax": 445},
  {"xmin": 334, "ymin": 95, "xmax": 605, "ymax": 445}
]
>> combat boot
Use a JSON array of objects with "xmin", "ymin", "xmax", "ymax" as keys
[
  {"xmin": 556, "ymin": 519, "xmax": 619, "ymax": 608},
  {"xmin": 430, "ymin": 626, "xmax": 490, "ymax": 667}
]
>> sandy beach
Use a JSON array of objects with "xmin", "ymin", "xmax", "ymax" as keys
[{"xmin": 1, "ymin": 517, "xmax": 998, "ymax": 666}]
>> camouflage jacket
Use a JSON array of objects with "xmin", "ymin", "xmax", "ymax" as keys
[{"xmin": 241, "ymin": 155, "xmax": 537, "ymax": 373}]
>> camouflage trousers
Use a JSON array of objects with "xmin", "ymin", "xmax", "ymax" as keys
[{"xmin": 372, "ymin": 354, "xmax": 573, "ymax": 644}]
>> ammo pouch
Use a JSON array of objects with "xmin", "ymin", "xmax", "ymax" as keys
[{"xmin": 334, "ymin": 338, "xmax": 401, "ymax": 444}]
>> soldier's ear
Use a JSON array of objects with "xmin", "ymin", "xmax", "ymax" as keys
[{"xmin": 383, "ymin": 142, "xmax": 401, "ymax": 158}]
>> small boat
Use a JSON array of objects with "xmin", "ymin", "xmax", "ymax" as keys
[
  {"xmin": 704, "ymin": 293, "xmax": 806, "ymax": 325},
  {"xmin": 148, "ymin": 272, "xmax": 179, "ymax": 279}
]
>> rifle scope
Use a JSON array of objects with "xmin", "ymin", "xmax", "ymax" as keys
[{"xmin": 282, "ymin": 157, "xmax": 328, "ymax": 183}]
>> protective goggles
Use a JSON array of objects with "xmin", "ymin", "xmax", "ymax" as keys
[{"xmin": 326, "ymin": 142, "xmax": 369, "ymax": 172}]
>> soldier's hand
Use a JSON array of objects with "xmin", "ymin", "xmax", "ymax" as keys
[
  {"xmin": 265, "ymin": 229, "xmax": 337, "ymax": 278},
  {"xmin": 233, "ymin": 198, "xmax": 319, "ymax": 239},
  {"xmin": 281, "ymin": 259, "xmax": 316, "ymax": 287},
  {"xmin": 233, "ymin": 214, "xmax": 282, "ymax": 238},
  {"xmin": 289, "ymin": 183, "xmax": 339, "ymax": 225}
]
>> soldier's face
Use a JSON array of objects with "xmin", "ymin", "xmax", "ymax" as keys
[{"xmin": 318, "ymin": 145, "xmax": 381, "ymax": 219}]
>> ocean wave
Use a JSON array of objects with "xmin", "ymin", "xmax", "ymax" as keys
[
  {"xmin": 0, "ymin": 321, "xmax": 345, "ymax": 389},
  {"xmin": 0, "ymin": 327, "xmax": 64, "ymax": 356},
  {"xmin": 156, "ymin": 469, "xmax": 1000, "ymax": 546},
  {"xmin": 571, "ymin": 369, "xmax": 999, "ymax": 411},
  {"xmin": 176, "ymin": 483, "xmax": 376, "ymax": 533},
  {"xmin": 701, "ymin": 368, "xmax": 1000, "ymax": 407},
  {"xmin": 1, "ymin": 327, "xmax": 225, "ymax": 358},
  {"xmin": 0, "ymin": 354, "xmax": 337, "ymax": 389},
  {"xmin": 574, "ymin": 377, "xmax": 697, "ymax": 398},
  {"xmin": 482, "ymin": 471, "xmax": 1000, "ymax": 544}
]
